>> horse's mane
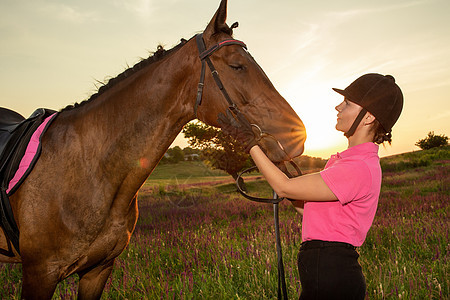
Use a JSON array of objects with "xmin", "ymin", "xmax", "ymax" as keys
[{"xmin": 60, "ymin": 37, "xmax": 190, "ymax": 112}]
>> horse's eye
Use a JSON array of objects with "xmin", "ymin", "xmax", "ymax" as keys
[{"xmin": 229, "ymin": 64, "xmax": 245, "ymax": 71}]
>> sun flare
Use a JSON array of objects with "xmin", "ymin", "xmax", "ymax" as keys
[{"xmin": 280, "ymin": 79, "xmax": 347, "ymax": 158}]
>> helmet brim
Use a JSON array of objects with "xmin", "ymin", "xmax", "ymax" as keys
[{"xmin": 332, "ymin": 88, "xmax": 346, "ymax": 97}]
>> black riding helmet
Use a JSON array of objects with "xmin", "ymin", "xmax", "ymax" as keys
[{"xmin": 333, "ymin": 73, "xmax": 403, "ymax": 138}]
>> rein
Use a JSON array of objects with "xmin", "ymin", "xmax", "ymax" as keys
[
  {"xmin": 195, "ymin": 32, "xmax": 303, "ymax": 300},
  {"xmin": 236, "ymin": 164, "xmax": 301, "ymax": 300}
]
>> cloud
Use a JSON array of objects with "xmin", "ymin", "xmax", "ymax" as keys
[
  {"xmin": 115, "ymin": 0, "xmax": 156, "ymax": 18},
  {"xmin": 40, "ymin": 3, "xmax": 100, "ymax": 23},
  {"xmin": 268, "ymin": 0, "xmax": 449, "ymax": 92},
  {"xmin": 325, "ymin": 0, "xmax": 432, "ymax": 19},
  {"xmin": 428, "ymin": 110, "xmax": 450, "ymax": 122}
]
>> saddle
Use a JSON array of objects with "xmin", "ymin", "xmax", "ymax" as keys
[{"xmin": 0, "ymin": 107, "xmax": 57, "ymax": 256}]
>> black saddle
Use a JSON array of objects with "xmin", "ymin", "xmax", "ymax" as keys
[{"xmin": 0, "ymin": 107, "xmax": 57, "ymax": 256}]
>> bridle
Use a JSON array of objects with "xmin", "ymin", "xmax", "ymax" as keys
[
  {"xmin": 194, "ymin": 33, "xmax": 247, "ymax": 117},
  {"xmin": 195, "ymin": 32, "xmax": 302, "ymax": 169},
  {"xmin": 194, "ymin": 31, "xmax": 303, "ymax": 300}
]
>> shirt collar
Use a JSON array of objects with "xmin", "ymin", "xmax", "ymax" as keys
[{"xmin": 336, "ymin": 142, "xmax": 379, "ymax": 159}]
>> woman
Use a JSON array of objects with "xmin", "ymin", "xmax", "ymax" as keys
[{"xmin": 218, "ymin": 73, "xmax": 403, "ymax": 299}]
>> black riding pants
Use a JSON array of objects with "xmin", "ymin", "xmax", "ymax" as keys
[{"xmin": 297, "ymin": 240, "xmax": 366, "ymax": 300}]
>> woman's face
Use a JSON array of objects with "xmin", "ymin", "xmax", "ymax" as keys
[{"xmin": 335, "ymin": 98, "xmax": 363, "ymax": 132}]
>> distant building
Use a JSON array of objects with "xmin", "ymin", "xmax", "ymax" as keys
[{"xmin": 184, "ymin": 153, "xmax": 200, "ymax": 161}]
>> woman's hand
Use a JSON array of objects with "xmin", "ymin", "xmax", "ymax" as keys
[
  {"xmin": 218, "ymin": 110, "xmax": 337, "ymax": 203},
  {"xmin": 250, "ymin": 146, "xmax": 337, "ymax": 202},
  {"xmin": 217, "ymin": 109, "xmax": 259, "ymax": 152}
]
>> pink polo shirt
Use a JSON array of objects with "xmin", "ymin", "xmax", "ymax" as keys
[{"xmin": 301, "ymin": 142, "xmax": 381, "ymax": 247}]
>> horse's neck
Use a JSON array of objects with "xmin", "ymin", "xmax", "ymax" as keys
[{"xmin": 59, "ymin": 44, "xmax": 197, "ymax": 191}]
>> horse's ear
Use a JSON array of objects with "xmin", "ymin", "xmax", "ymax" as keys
[{"xmin": 204, "ymin": 0, "xmax": 232, "ymax": 39}]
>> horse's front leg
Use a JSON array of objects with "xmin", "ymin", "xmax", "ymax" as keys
[
  {"xmin": 21, "ymin": 262, "xmax": 59, "ymax": 299},
  {"xmin": 77, "ymin": 259, "xmax": 115, "ymax": 300}
]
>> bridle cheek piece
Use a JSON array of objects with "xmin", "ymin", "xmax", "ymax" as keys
[{"xmin": 194, "ymin": 33, "xmax": 247, "ymax": 117}]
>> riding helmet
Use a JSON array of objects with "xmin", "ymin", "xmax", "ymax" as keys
[{"xmin": 333, "ymin": 73, "xmax": 403, "ymax": 137}]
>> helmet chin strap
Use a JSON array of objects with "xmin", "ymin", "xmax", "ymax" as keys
[{"xmin": 344, "ymin": 108, "xmax": 367, "ymax": 138}]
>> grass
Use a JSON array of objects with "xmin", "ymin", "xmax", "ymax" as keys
[
  {"xmin": 0, "ymin": 147, "xmax": 448, "ymax": 299},
  {"xmin": 144, "ymin": 161, "xmax": 229, "ymax": 189},
  {"xmin": 148, "ymin": 161, "xmax": 227, "ymax": 180},
  {"xmin": 144, "ymin": 161, "xmax": 260, "ymax": 192},
  {"xmin": 380, "ymin": 145, "xmax": 450, "ymax": 172}
]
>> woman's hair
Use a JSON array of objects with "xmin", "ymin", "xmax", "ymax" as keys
[{"xmin": 371, "ymin": 119, "xmax": 392, "ymax": 145}]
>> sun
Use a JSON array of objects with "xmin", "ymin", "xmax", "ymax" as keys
[
  {"xmin": 280, "ymin": 81, "xmax": 347, "ymax": 158},
  {"xmin": 301, "ymin": 115, "xmax": 345, "ymax": 158}
]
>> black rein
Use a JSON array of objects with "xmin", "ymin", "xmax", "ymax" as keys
[{"xmin": 194, "ymin": 32, "xmax": 303, "ymax": 300}]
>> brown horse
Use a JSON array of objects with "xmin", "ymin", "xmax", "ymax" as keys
[{"xmin": 0, "ymin": 0, "xmax": 305, "ymax": 298}]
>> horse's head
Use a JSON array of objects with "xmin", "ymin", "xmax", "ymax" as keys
[{"xmin": 194, "ymin": 0, "xmax": 306, "ymax": 162}]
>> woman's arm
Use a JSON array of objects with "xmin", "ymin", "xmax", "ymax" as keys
[{"xmin": 249, "ymin": 145, "xmax": 338, "ymax": 202}]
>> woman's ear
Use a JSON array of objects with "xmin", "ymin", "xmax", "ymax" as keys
[{"xmin": 364, "ymin": 112, "xmax": 376, "ymax": 126}]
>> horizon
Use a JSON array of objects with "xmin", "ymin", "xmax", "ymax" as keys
[{"xmin": 1, "ymin": 0, "xmax": 449, "ymax": 159}]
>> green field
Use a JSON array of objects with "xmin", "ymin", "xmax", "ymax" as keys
[
  {"xmin": 145, "ymin": 161, "xmax": 232, "ymax": 191},
  {"xmin": 1, "ymin": 147, "xmax": 448, "ymax": 299}
]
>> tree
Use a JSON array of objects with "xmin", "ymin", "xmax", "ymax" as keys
[
  {"xmin": 182, "ymin": 121, "xmax": 253, "ymax": 181},
  {"xmin": 164, "ymin": 146, "xmax": 185, "ymax": 163},
  {"xmin": 296, "ymin": 155, "xmax": 327, "ymax": 170},
  {"xmin": 415, "ymin": 131, "xmax": 448, "ymax": 150}
]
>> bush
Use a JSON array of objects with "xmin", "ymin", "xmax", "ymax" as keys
[
  {"xmin": 381, "ymin": 157, "xmax": 431, "ymax": 172},
  {"xmin": 415, "ymin": 131, "xmax": 448, "ymax": 150}
]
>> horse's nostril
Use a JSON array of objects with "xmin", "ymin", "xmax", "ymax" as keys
[{"xmin": 291, "ymin": 127, "xmax": 304, "ymax": 135}]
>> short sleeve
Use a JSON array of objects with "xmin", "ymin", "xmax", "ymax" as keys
[{"xmin": 320, "ymin": 159, "xmax": 371, "ymax": 204}]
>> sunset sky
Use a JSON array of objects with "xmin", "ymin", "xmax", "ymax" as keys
[{"xmin": 1, "ymin": 0, "xmax": 449, "ymax": 158}]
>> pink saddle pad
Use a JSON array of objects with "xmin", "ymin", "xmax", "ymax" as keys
[{"xmin": 6, "ymin": 113, "xmax": 57, "ymax": 194}]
